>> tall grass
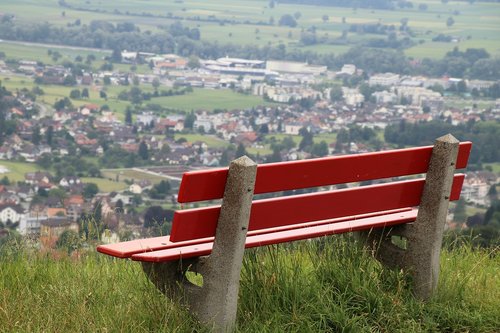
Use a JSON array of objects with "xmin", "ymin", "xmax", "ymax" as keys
[{"xmin": 1, "ymin": 236, "xmax": 498, "ymax": 332}]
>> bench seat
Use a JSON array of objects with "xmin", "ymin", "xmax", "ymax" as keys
[
  {"xmin": 97, "ymin": 207, "xmax": 413, "ymax": 259},
  {"xmin": 131, "ymin": 208, "xmax": 419, "ymax": 263}
]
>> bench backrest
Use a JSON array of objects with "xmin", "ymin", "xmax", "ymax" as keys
[{"xmin": 170, "ymin": 142, "xmax": 472, "ymax": 242}]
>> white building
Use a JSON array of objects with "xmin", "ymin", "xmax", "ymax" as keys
[
  {"xmin": 266, "ymin": 60, "xmax": 327, "ymax": 76},
  {"xmin": 0, "ymin": 204, "xmax": 25, "ymax": 224},
  {"xmin": 342, "ymin": 87, "xmax": 364, "ymax": 106},
  {"xmin": 369, "ymin": 73, "xmax": 400, "ymax": 86}
]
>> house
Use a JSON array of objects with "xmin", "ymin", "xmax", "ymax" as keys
[
  {"xmin": 59, "ymin": 176, "xmax": 82, "ymax": 188},
  {"xmin": 24, "ymin": 171, "xmax": 52, "ymax": 185},
  {"xmin": 0, "ymin": 203, "xmax": 25, "ymax": 224}
]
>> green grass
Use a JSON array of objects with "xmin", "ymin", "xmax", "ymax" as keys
[
  {"xmin": 173, "ymin": 133, "xmax": 228, "ymax": 148},
  {"xmin": 3, "ymin": 0, "xmax": 499, "ymax": 59},
  {"xmin": 0, "ymin": 159, "xmax": 44, "ymax": 182},
  {"xmin": 81, "ymin": 177, "xmax": 128, "ymax": 192},
  {"xmin": 152, "ymin": 89, "xmax": 275, "ymax": 112},
  {"xmin": 101, "ymin": 168, "xmax": 170, "ymax": 185},
  {"xmin": 484, "ymin": 162, "xmax": 500, "ymax": 174},
  {"xmin": 1, "ymin": 236, "xmax": 498, "ymax": 332}
]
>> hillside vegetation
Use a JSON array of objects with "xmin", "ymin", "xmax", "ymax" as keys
[{"xmin": 1, "ymin": 236, "xmax": 499, "ymax": 332}]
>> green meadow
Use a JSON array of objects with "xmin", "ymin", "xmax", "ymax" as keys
[
  {"xmin": 1, "ymin": 236, "xmax": 498, "ymax": 332},
  {"xmin": 2, "ymin": 0, "xmax": 497, "ymax": 58},
  {"xmin": 0, "ymin": 160, "xmax": 42, "ymax": 182}
]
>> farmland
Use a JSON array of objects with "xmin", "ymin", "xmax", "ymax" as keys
[{"xmin": 1, "ymin": 0, "xmax": 499, "ymax": 59}]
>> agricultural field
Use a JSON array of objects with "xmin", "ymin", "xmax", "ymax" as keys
[{"xmin": 2, "ymin": 0, "xmax": 499, "ymax": 59}]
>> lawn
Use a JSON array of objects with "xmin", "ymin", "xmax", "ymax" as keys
[
  {"xmin": 101, "ymin": 168, "xmax": 170, "ymax": 185},
  {"xmin": 81, "ymin": 177, "xmax": 128, "ymax": 192},
  {"xmin": 173, "ymin": 133, "xmax": 228, "ymax": 148},
  {"xmin": 152, "ymin": 88, "xmax": 274, "ymax": 112},
  {"xmin": 0, "ymin": 160, "xmax": 44, "ymax": 182}
]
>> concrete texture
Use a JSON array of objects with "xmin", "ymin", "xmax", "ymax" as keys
[
  {"xmin": 142, "ymin": 156, "xmax": 257, "ymax": 332},
  {"xmin": 364, "ymin": 134, "xmax": 460, "ymax": 301}
]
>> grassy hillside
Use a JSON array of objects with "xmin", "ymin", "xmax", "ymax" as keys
[{"xmin": 1, "ymin": 236, "xmax": 498, "ymax": 332}]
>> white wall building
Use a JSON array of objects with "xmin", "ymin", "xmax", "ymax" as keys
[{"xmin": 369, "ymin": 73, "xmax": 400, "ymax": 86}]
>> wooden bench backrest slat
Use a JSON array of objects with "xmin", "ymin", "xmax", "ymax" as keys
[
  {"xmin": 177, "ymin": 142, "xmax": 471, "ymax": 203},
  {"xmin": 170, "ymin": 174, "xmax": 465, "ymax": 242}
]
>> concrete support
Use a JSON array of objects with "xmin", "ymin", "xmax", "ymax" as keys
[
  {"xmin": 142, "ymin": 156, "xmax": 257, "ymax": 332},
  {"xmin": 192, "ymin": 155, "xmax": 257, "ymax": 331},
  {"xmin": 405, "ymin": 134, "xmax": 459, "ymax": 300},
  {"xmin": 363, "ymin": 134, "xmax": 459, "ymax": 301}
]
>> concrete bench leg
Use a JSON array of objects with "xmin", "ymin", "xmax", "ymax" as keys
[
  {"xmin": 363, "ymin": 134, "xmax": 459, "ymax": 300},
  {"xmin": 143, "ymin": 156, "xmax": 257, "ymax": 332}
]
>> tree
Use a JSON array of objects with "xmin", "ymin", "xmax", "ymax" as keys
[
  {"xmin": 235, "ymin": 143, "xmax": 247, "ymax": 158},
  {"xmin": 81, "ymin": 88, "xmax": 89, "ymax": 98},
  {"xmin": 111, "ymin": 48, "xmax": 122, "ymax": 63},
  {"xmin": 143, "ymin": 206, "xmax": 174, "ymax": 230},
  {"xmin": 32, "ymin": 126, "xmax": 41, "ymax": 145},
  {"xmin": 187, "ymin": 55, "xmax": 200, "ymax": 69},
  {"xmin": 138, "ymin": 141, "xmax": 149, "ymax": 160},
  {"xmin": 46, "ymin": 125, "xmax": 53, "ymax": 145},
  {"xmin": 56, "ymin": 230, "xmax": 80, "ymax": 254},
  {"xmin": 125, "ymin": 108, "xmax": 133, "ymax": 125},
  {"xmin": 299, "ymin": 127, "xmax": 314, "ymax": 151},
  {"xmin": 99, "ymin": 91, "xmax": 107, "ymax": 99},
  {"xmin": 446, "ymin": 16, "xmax": 455, "ymax": 27},
  {"xmin": 184, "ymin": 111, "xmax": 196, "ymax": 130},
  {"xmin": 330, "ymin": 86, "xmax": 344, "ymax": 102},
  {"xmin": 152, "ymin": 77, "xmax": 160, "ymax": 90},
  {"xmin": 69, "ymin": 89, "xmax": 81, "ymax": 99},
  {"xmin": 322, "ymin": 15, "xmax": 329, "ymax": 22},
  {"xmin": 279, "ymin": 14, "xmax": 297, "ymax": 28},
  {"xmin": 311, "ymin": 141, "xmax": 329, "ymax": 157},
  {"xmin": 83, "ymin": 183, "xmax": 99, "ymax": 199}
]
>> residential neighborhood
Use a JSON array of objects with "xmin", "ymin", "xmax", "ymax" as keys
[{"xmin": 0, "ymin": 51, "xmax": 498, "ymax": 248}]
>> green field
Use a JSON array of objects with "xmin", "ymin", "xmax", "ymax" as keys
[
  {"xmin": 152, "ymin": 89, "xmax": 275, "ymax": 112},
  {"xmin": 1, "ymin": 0, "xmax": 498, "ymax": 59},
  {"xmin": 173, "ymin": 133, "xmax": 228, "ymax": 148},
  {"xmin": 81, "ymin": 177, "xmax": 128, "ymax": 192},
  {"xmin": 0, "ymin": 74, "xmax": 272, "ymax": 118},
  {"xmin": 0, "ymin": 160, "xmax": 43, "ymax": 182},
  {"xmin": 1, "ymin": 237, "xmax": 499, "ymax": 332},
  {"xmin": 101, "ymin": 168, "xmax": 170, "ymax": 185}
]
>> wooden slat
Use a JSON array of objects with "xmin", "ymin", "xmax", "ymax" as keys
[
  {"xmin": 96, "ymin": 208, "xmax": 412, "ymax": 258},
  {"xmin": 170, "ymin": 174, "xmax": 465, "ymax": 242},
  {"xmin": 96, "ymin": 235, "xmax": 213, "ymax": 259},
  {"xmin": 177, "ymin": 142, "xmax": 471, "ymax": 203},
  {"xmin": 132, "ymin": 209, "xmax": 418, "ymax": 262}
]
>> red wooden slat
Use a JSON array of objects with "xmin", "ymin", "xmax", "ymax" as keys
[
  {"xmin": 132, "ymin": 210, "xmax": 418, "ymax": 262},
  {"xmin": 170, "ymin": 174, "xmax": 465, "ymax": 242},
  {"xmin": 177, "ymin": 142, "xmax": 471, "ymax": 203},
  {"xmin": 96, "ymin": 235, "xmax": 213, "ymax": 259},
  {"xmin": 97, "ymin": 208, "xmax": 411, "ymax": 258}
]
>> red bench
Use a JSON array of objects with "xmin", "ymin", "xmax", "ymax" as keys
[{"xmin": 97, "ymin": 134, "xmax": 471, "ymax": 332}]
